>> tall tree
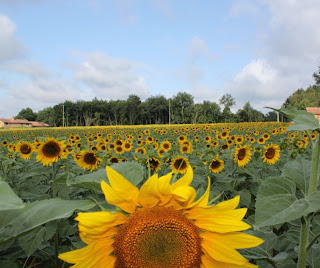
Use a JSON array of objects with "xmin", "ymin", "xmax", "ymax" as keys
[
  {"xmin": 171, "ymin": 92, "xmax": 194, "ymax": 124},
  {"xmin": 313, "ymin": 66, "xmax": 320, "ymax": 86},
  {"xmin": 126, "ymin": 94, "xmax": 141, "ymax": 125},
  {"xmin": 219, "ymin": 93, "xmax": 236, "ymax": 109},
  {"xmin": 15, "ymin": 107, "xmax": 37, "ymax": 121}
]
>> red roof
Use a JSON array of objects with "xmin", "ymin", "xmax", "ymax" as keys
[
  {"xmin": 0, "ymin": 118, "xmax": 31, "ymax": 124},
  {"xmin": 306, "ymin": 107, "xmax": 320, "ymax": 115},
  {"xmin": 30, "ymin": 121, "xmax": 50, "ymax": 127}
]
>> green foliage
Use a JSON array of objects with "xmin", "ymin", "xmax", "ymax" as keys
[
  {"xmin": 0, "ymin": 181, "xmax": 25, "ymax": 210},
  {"xmin": 15, "ymin": 107, "xmax": 37, "ymax": 121},
  {"xmin": 282, "ymin": 85, "xmax": 320, "ymax": 110}
]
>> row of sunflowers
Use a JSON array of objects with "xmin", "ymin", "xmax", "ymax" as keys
[{"xmin": 0, "ymin": 119, "xmax": 319, "ymax": 267}]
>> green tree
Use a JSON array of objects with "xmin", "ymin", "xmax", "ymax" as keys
[
  {"xmin": 219, "ymin": 93, "xmax": 236, "ymax": 109},
  {"xmin": 236, "ymin": 102, "xmax": 264, "ymax": 122},
  {"xmin": 171, "ymin": 92, "xmax": 194, "ymax": 124},
  {"xmin": 16, "ymin": 107, "xmax": 37, "ymax": 121},
  {"xmin": 282, "ymin": 86, "xmax": 320, "ymax": 110},
  {"xmin": 36, "ymin": 107, "xmax": 55, "ymax": 126},
  {"xmin": 264, "ymin": 111, "xmax": 277, "ymax": 122},
  {"xmin": 313, "ymin": 65, "xmax": 320, "ymax": 85},
  {"xmin": 126, "ymin": 95, "xmax": 141, "ymax": 125}
]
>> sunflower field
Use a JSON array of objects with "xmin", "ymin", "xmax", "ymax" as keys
[{"xmin": 0, "ymin": 109, "xmax": 320, "ymax": 268}]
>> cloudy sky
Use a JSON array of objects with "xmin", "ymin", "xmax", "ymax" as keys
[{"xmin": 0, "ymin": 0, "xmax": 319, "ymax": 118}]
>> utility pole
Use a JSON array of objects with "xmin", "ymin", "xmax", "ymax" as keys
[
  {"xmin": 169, "ymin": 98, "xmax": 171, "ymax": 124},
  {"xmin": 62, "ymin": 103, "xmax": 65, "ymax": 127}
]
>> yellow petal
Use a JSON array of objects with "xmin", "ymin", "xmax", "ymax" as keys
[
  {"xmin": 211, "ymin": 232, "xmax": 264, "ymax": 249},
  {"xmin": 187, "ymin": 177, "xmax": 210, "ymax": 209},
  {"xmin": 201, "ymin": 253, "xmax": 258, "ymax": 268},
  {"xmin": 59, "ymin": 238, "xmax": 114, "ymax": 267},
  {"xmin": 172, "ymin": 186, "xmax": 196, "ymax": 203},
  {"xmin": 75, "ymin": 211, "xmax": 127, "ymax": 244},
  {"xmin": 201, "ymin": 232, "xmax": 249, "ymax": 265},
  {"xmin": 195, "ymin": 217, "xmax": 251, "ymax": 233},
  {"xmin": 157, "ymin": 172, "xmax": 173, "ymax": 205},
  {"xmin": 105, "ymin": 166, "xmax": 139, "ymax": 200},
  {"xmin": 139, "ymin": 174, "xmax": 160, "ymax": 208},
  {"xmin": 213, "ymin": 195, "xmax": 240, "ymax": 211},
  {"xmin": 101, "ymin": 180, "xmax": 137, "ymax": 213},
  {"xmin": 188, "ymin": 207, "xmax": 247, "ymax": 221},
  {"xmin": 172, "ymin": 166, "xmax": 193, "ymax": 189}
]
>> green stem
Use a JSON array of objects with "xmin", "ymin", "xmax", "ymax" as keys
[
  {"xmin": 297, "ymin": 135, "xmax": 320, "ymax": 268},
  {"xmin": 308, "ymin": 135, "xmax": 320, "ymax": 194},
  {"xmin": 298, "ymin": 216, "xmax": 310, "ymax": 268},
  {"xmin": 51, "ymin": 162, "xmax": 59, "ymax": 268},
  {"xmin": 307, "ymin": 231, "xmax": 320, "ymax": 251}
]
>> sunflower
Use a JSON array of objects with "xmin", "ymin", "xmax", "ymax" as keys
[
  {"xmin": 109, "ymin": 156, "xmax": 120, "ymax": 164},
  {"xmin": 157, "ymin": 148, "xmax": 166, "ymax": 158},
  {"xmin": 75, "ymin": 150, "xmax": 102, "ymax": 172},
  {"xmin": 16, "ymin": 141, "xmax": 34, "ymax": 159},
  {"xmin": 59, "ymin": 166, "xmax": 263, "ymax": 267},
  {"xmin": 1, "ymin": 140, "xmax": 8, "ymax": 146},
  {"xmin": 262, "ymin": 144, "xmax": 280, "ymax": 165},
  {"xmin": 114, "ymin": 145, "xmax": 125, "ymax": 155},
  {"xmin": 123, "ymin": 141, "xmax": 132, "ymax": 152},
  {"xmin": 135, "ymin": 147, "xmax": 147, "ymax": 155},
  {"xmin": 208, "ymin": 158, "xmax": 225, "ymax": 173},
  {"xmin": 170, "ymin": 155, "xmax": 190, "ymax": 174},
  {"xmin": 36, "ymin": 138, "xmax": 66, "ymax": 166},
  {"xmin": 161, "ymin": 140, "xmax": 172, "ymax": 151},
  {"xmin": 146, "ymin": 157, "xmax": 162, "ymax": 172},
  {"xmin": 257, "ymin": 137, "xmax": 265, "ymax": 145},
  {"xmin": 234, "ymin": 145, "xmax": 252, "ymax": 167}
]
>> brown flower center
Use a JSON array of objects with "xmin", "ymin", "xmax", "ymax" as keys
[
  {"xmin": 114, "ymin": 207, "xmax": 202, "ymax": 268},
  {"xmin": 237, "ymin": 148, "xmax": 247, "ymax": 160},
  {"xmin": 265, "ymin": 148, "xmax": 275, "ymax": 159},
  {"xmin": 42, "ymin": 141, "xmax": 61, "ymax": 158},
  {"xmin": 20, "ymin": 144, "xmax": 32, "ymax": 154},
  {"xmin": 83, "ymin": 152, "xmax": 97, "ymax": 165}
]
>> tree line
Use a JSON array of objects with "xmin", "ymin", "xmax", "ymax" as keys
[
  {"xmin": 15, "ymin": 93, "xmax": 277, "ymax": 127},
  {"xmin": 15, "ymin": 65, "xmax": 320, "ymax": 127}
]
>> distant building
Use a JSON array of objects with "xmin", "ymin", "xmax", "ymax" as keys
[
  {"xmin": 306, "ymin": 107, "xmax": 320, "ymax": 121},
  {"xmin": 0, "ymin": 116, "xmax": 49, "ymax": 128}
]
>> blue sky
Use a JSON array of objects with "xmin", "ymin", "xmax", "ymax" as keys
[{"xmin": 0, "ymin": 0, "xmax": 319, "ymax": 118}]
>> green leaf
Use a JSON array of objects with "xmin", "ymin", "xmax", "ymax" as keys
[
  {"xmin": 255, "ymin": 177, "xmax": 320, "ymax": 227},
  {"xmin": 66, "ymin": 168, "xmax": 107, "ymax": 191},
  {"xmin": 0, "ymin": 198, "xmax": 95, "ymax": 243},
  {"xmin": 109, "ymin": 161, "xmax": 145, "ymax": 186},
  {"xmin": 240, "ymin": 230, "xmax": 277, "ymax": 259},
  {"xmin": 18, "ymin": 226, "xmax": 47, "ymax": 256},
  {"xmin": 0, "ymin": 181, "xmax": 25, "ymax": 211},
  {"xmin": 268, "ymin": 107, "xmax": 320, "ymax": 131},
  {"xmin": 307, "ymin": 243, "xmax": 320, "ymax": 268},
  {"xmin": 282, "ymin": 157, "xmax": 311, "ymax": 196},
  {"xmin": 0, "ymin": 260, "xmax": 20, "ymax": 268}
]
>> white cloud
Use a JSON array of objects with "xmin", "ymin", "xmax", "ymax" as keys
[
  {"xmin": 0, "ymin": 14, "xmax": 26, "ymax": 62},
  {"xmin": 4, "ymin": 61, "xmax": 52, "ymax": 79},
  {"xmin": 73, "ymin": 52, "xmax": 150, "ymax": 100},
  {"xmin": 223, "ymin": 0, "xmax": 320, "ymax": 112}
]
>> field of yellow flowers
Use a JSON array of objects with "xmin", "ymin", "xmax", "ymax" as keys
[{"xmin": 1, "ymin": 109, "xmax": 320, "ymax": 267}]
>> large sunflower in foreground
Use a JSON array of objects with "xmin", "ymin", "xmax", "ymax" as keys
[
  {"xmin": 35, "ymin": 138, "xmax": 66, "ymax": 166},
  {"xmin": 262, "ymin": 144, "xmax": 280, "ymax": 165},
  {"xmin": 59, "ymin": 166, "xmax": 263, "ymax": 267}
]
